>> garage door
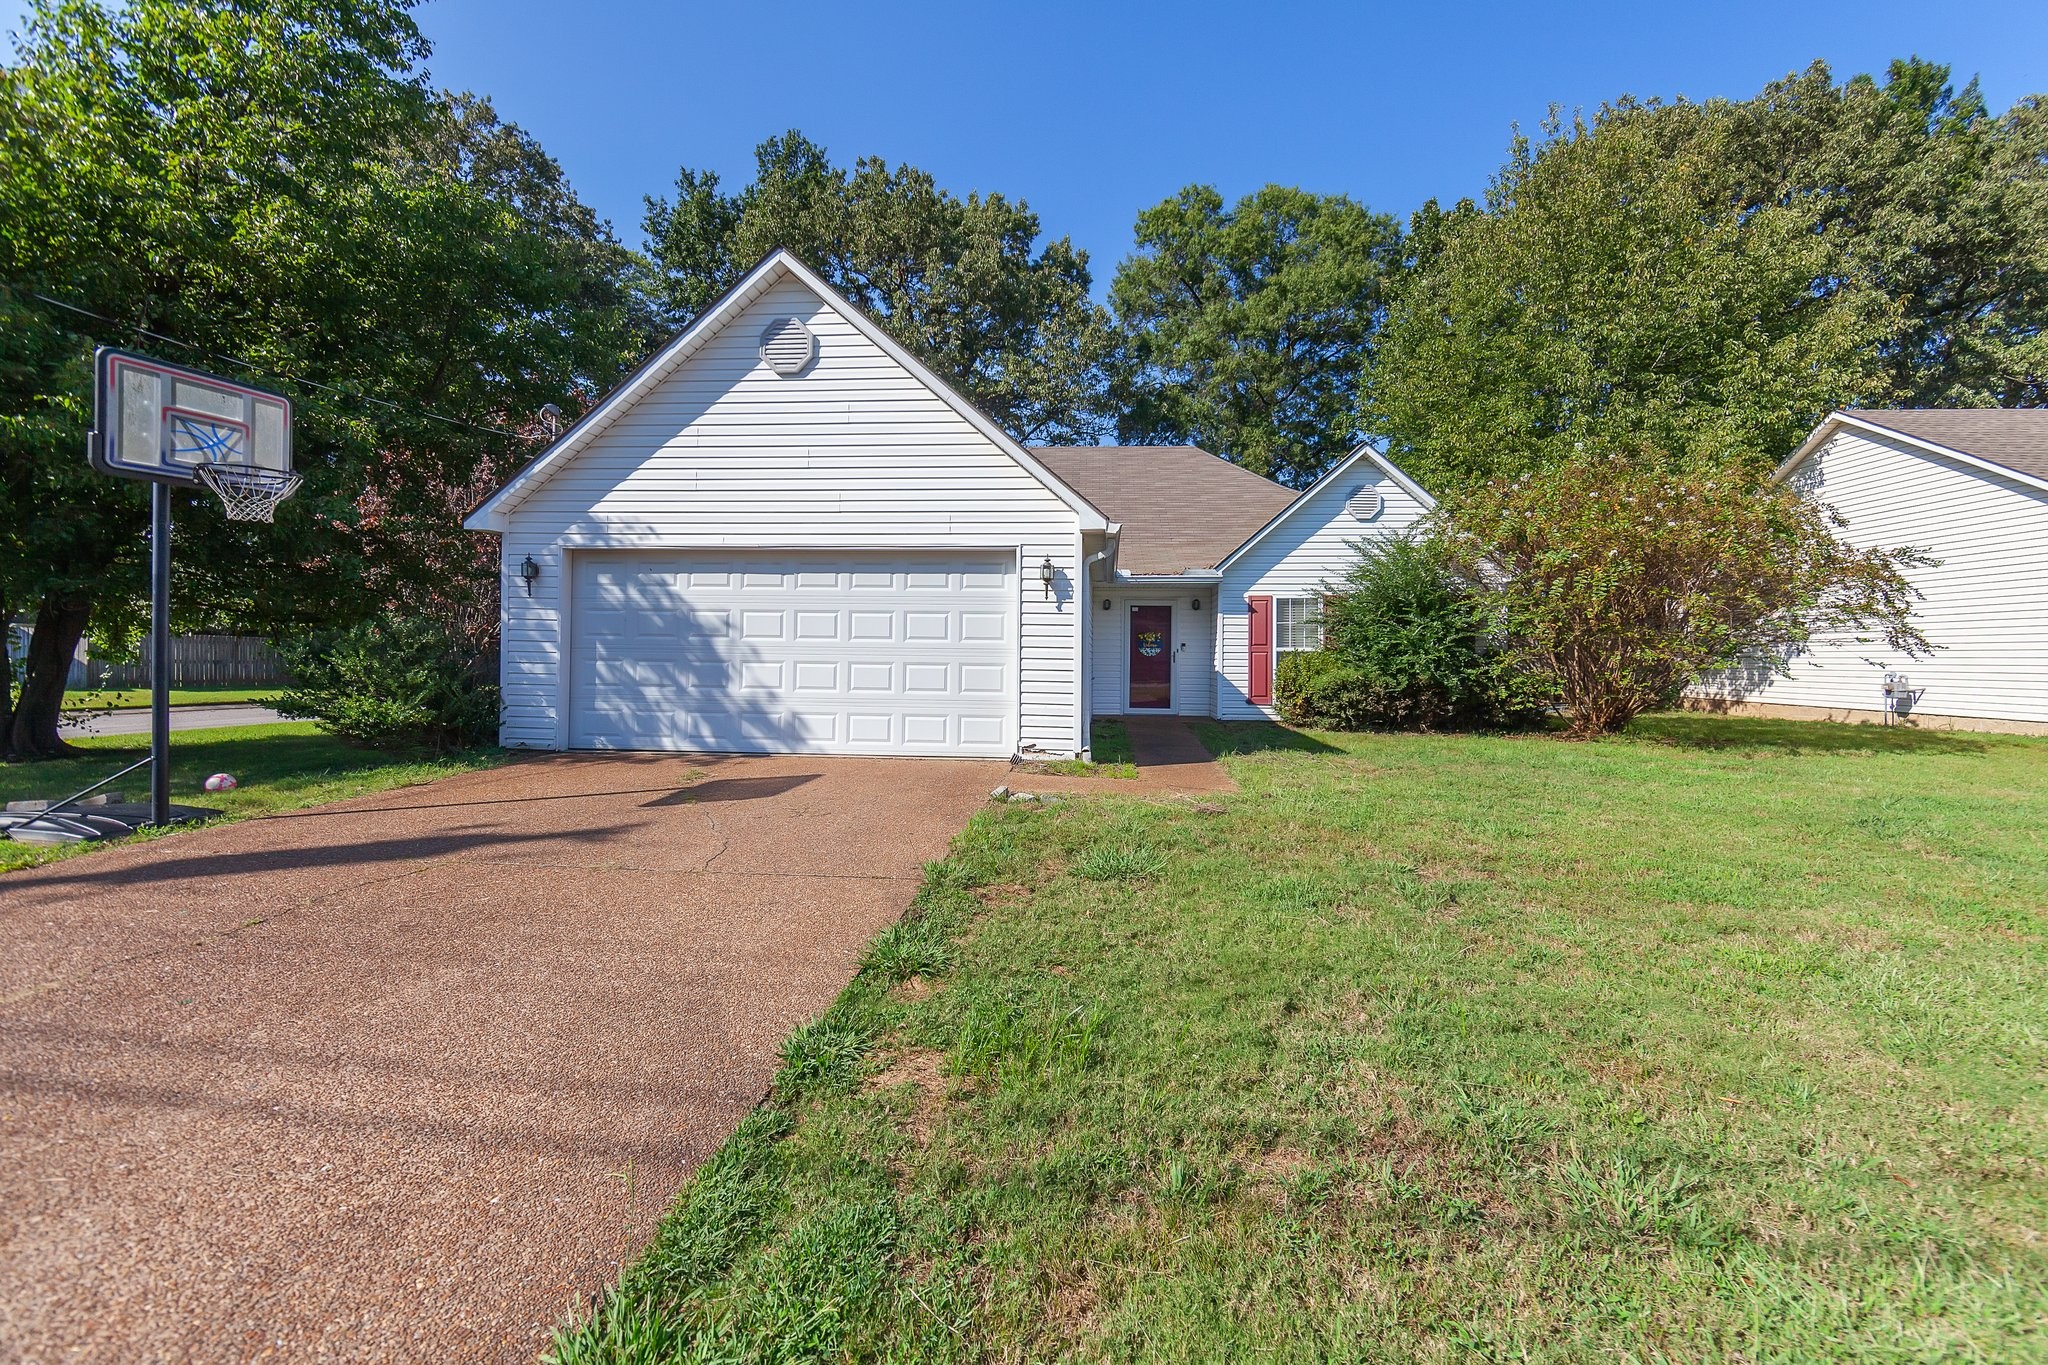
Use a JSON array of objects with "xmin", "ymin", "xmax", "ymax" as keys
[{"xmin": 568, "ymin": 551, "xmax": 1016, "ymax": 756}]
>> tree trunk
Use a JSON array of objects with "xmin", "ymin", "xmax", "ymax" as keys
[
  {"xmin": 0, "ymin": 597, "xmax": 14, "ymax": 748},
  {"xmin": 5, "ymin": 594, "xmax": 90, "ymax": 760}
]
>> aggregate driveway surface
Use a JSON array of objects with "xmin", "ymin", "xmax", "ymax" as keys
[{"xmin": 0, "ymin": 751, "xmax": 1001, "ymax": 1363}]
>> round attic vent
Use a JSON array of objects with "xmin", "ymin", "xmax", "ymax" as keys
[
  {"xmin": 758, "ymin": 317, "xmax": 816, "ymax": 376},
  {"xmin": 1346, "ymin": 486, "xmax": 1384, "ymax": 521}
]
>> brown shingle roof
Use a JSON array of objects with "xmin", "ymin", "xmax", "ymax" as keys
[
  {"xmin": 1843, "ymin": 409, "xmax": 2048, "ymax": 484},
  {"xmin": 1032, "ymin": 446, "xmax": 1298, "ymax": 574}
]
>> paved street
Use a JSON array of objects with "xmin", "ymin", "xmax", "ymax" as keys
[{"xmin": 59, "ymin": 704, "xmax": 286, "ymax": 736}]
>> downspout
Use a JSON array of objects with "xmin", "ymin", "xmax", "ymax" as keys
[{"xmin": 1077, "ymin": 532, "xmax": 1118, "ymax": 759}]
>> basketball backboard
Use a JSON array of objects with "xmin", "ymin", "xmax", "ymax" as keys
[{"xmin": 91, "ymin": 347, "xmax": 292, "ymax": 487}]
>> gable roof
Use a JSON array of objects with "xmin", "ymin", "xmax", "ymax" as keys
[
  {"xmin": 464, "ymin": 249, "xmax": 1110, "ymax": 533},
  {"xmin": 1781, "ymin": 409, "xmax": 2048, "ymax": 495},
  {"xmin": 1031, "ymin": 445, "xmax": 1296, "ymax": 574},
  {"xmin": 1214, "ymin": 444, "xmax": 1436, "ymax": 574}
]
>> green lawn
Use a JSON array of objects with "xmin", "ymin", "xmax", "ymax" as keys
[
  {"xmin": 1, "ymin": 722, "xmax": 501, "ymax": 874},
  {"xmin": 550, "ymin": 713, "xmax": 2048, "ymax": 1363},
  {"xmin": 60, "ymin": 685, "xmax": 279, "ymax": 709}
]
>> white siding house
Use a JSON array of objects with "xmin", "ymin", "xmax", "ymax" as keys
[
  {"xmin": 466, "ymin": 250, "xmax": 1438, "ymax": 757},
  {"xmin": 467, "ymin": 250, "xmax": 1108, "ymax": 758},
  {"xmin": 1692, "ymin": 410, "xmax": 2048, "ymax": 733}
]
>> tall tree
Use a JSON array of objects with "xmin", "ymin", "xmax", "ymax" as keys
[
  {"xmin": 0, "ymin": 0, "xmax": 642, "ymax": 757},
  {"xmin": 1366, "ymin": 60, "xmax": 2048, "ymax": 494},
  {"xmin": 1365, "ymin": 104, "xmax": 1898, "ymax": 493},
  {"xmin": 1109, "ymin": 185, "xmax": 1398, "ymax": 486},
  {"xmin": 1728, "ymin": 60, "xmax": 2048, "ymax": 408},
  {"xmin": 641, "ymin": 131, "xmax": 1114, "ymax": 444}
]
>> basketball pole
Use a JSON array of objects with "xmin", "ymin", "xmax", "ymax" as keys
[{"xmin": 150, "ymin": 480, "xmax": 171, "ymax": 828}]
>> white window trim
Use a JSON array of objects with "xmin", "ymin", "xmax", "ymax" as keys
[{"xmin": 1274, "ymin": 596, "xmax": 1322, "ymax": 655}]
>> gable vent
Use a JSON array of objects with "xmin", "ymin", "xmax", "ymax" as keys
[
  {"xmin": 1346, "ymin": 486, "xmax": 1384, "ymax": 521},
  {"xmin": 758, "ymin": 317, "xmax": 816, "ymax": 376}
]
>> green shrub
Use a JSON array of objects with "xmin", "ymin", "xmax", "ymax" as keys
[
  {"xmin": 275, "ymin": 613, "xmax": 499, "ymax": 752},
  {"xmin": 1279, "ymin": 536, "xmax": 1541, "ymax": 731},
  {"xmin": 1272, "ymin": 650, "xmax": 1392, "ymax": 729}
]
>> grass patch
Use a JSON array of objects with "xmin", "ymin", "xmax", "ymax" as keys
[
  {"xmin": 1016, "ymin": 719, "xmax": 1139, "ymax": 779},
  {"xmin": 1088, "ymin": 717, "xmax": 1136, "ymax": 766},
  {"xmin": 1, "ymin": 722, "xmax": 501, "ymax": 874},
  {"xmin": 550, "ymin": 712, "xmax": 2048, "ymax": 1362},
  {"xmin": 61, "ymin": 685, "xmax": 279, "ymax": 709}
]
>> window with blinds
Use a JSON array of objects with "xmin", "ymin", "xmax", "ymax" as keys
[{"xmin": 1274, "ymin": 597, "xmax": 1321, "ymax": 653}]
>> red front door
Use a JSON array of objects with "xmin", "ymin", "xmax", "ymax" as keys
[{"xmin": 1128, "ymin": 605, "xmax": 1172, "ymax": 710}]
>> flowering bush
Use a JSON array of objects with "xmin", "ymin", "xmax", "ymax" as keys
[{"xmin": 1439, "ymin": 451, "xmax": 1930, "ymax": 737}]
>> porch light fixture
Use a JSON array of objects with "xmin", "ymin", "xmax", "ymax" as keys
[
  {"xmin": 1191, "ymin": 597, "xmax": 1202, "ymax": 610},
  {"xmin": 1101, "ymin": 598, "xmax": 1112, "ymax": 611},
  {"xmin": 518, "ymin": 554, "xmax": 541, "ymax": 597},
  {"xmin": 1039, "ymin": 556, "xmax": 1055, "ymax": 599}
]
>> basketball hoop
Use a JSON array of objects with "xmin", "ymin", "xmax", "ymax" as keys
[
  {"xmin": 196, "ymin": 463, "xmax": 302, "ymax": 522},
  {"xmin": 87, "ymin": 347, "xmax": 300, "ymax": 829}
]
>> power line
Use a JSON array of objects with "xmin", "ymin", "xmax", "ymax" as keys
[{"xmin": 7, "ymin": 284, "xmax": 531, "ymax": 440}]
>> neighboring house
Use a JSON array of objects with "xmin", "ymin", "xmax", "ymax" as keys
[
  {"xmin": 465, "ymin": 249, "xmax": 1427, "ymax": 758},
  {"xmin": 1692, "ymin": 409, "xmax": 2048, "ymax": 734}
]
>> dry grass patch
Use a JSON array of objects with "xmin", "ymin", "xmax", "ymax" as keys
[{"xmin": 869, "ymin": 1047, "xmax": 950, "ymax": 1145}]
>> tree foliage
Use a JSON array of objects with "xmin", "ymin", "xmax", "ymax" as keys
[
  {"xmin": 1365, "ymin": 108, "xmax": 1895, "ymax": 493},
  {"xmin": 1438, "ymin": 451, "xmax": 1931, "ymax": 737},
  {"xmin": 1366, "ymin": 60, "xmax": 2048, "ymax": 495},
  {"xmin": 641, "ymin": 131, "xmax": 1114, "ymax": 444},
  {"xmin": 1726, "ymin": 61, "xmax": 2048, "ymax": 408},
  {"xmin": 0, "ymin": 0, "xmax": 643, "ymax": 756},
  {"xmin": 1110, "ymin": 185, "xmax": 1398, "ymax": 486}
]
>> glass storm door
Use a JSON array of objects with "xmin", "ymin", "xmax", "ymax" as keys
[{"xmin": 1127, "ymin": 605, "xmax": 1173, "ymax": 710}]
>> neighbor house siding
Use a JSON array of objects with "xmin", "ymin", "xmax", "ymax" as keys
[
  {"xmin": 494, "ymin": 275, "xmax": 1085, "ymax": 753},
  {"xmin": 1693, "ymin": 427, "xmax": 2048, "ymax": 725},
  {"xmin": 1087, "ymin": 587, "xmax": 1218, "ymax": 718},
  {"xmin": 1215, "ymin": 467, "xmax": 1429, "ymax": 720}
]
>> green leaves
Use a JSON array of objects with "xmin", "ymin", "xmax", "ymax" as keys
[
  {"xmin": 1110, "ymin": 184, "xmax": 1398, "ymax": 486},
  {"xmin": 1366, "ymin": 61, "xmax": 2048, "ymax": 494},
  {"xmin": 271, "ymin": 611, "xmax": 499, "ymax": 751},
  {"xmin": 2, "ymin": 0, "xmax": 645, "ymax": 752},
  {"xmin": 1366, "ymin": 106, "xmax": 1895, "ymax": 493},
  {"xmin": 1302, "ymin": 535, "xmax": 1540, "ymax": 731}
]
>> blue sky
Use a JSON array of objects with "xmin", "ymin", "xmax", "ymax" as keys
[{"xmin": 7, "ymin": 1, "xmax": 2046, "ymax": 294}]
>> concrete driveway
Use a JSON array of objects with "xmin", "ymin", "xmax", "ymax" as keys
[{"xmin": 0, "ymin": 751, "xmax": 1001, "ymax": 1363}]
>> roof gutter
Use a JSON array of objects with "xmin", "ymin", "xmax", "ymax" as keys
[{"xmin": 1111, "ymin": 569, "xmax": 1223, "ymax": 584}]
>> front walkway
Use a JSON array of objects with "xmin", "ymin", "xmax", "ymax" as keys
[
  {"xmin": 1120, "ymin": 715, "xmax": 1237, "ymax": 792},
  {"xmin": 1013, "ymin": 716, "xmax": 1237, "ymax": 797},
  {"xmin": 0, "ymin": 751, "xmax": 999, "ymax": 1363}
]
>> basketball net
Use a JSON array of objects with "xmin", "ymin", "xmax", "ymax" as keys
[{"xmin": 196, "ymin": 464, "xmax": 303, "ymax": 522}]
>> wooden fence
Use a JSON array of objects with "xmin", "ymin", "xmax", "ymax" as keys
[{"xmin": 70, "ymin": 634, "xmax": 289, "ymax": 689}]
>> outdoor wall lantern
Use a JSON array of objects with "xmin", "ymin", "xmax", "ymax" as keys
[
  {"xmin": 1101, "ymin": 598, "xmax": 1112, "ymax": 611},
  {"xmin": 1039, "ymin": 556, "xmax": 1055, "ymax": 599},
  {"xmin": 1191, "ymin": 597, "xmax": 1203, "ymax": 610},
  {"xmin": 518, "ymin": 554, "xmax": 541, "ymax": 597}
]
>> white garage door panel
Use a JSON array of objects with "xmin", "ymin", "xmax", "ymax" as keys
[{"xmin": 569, "ymin": 552, "xmax": 1016, "ymax": 756}]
